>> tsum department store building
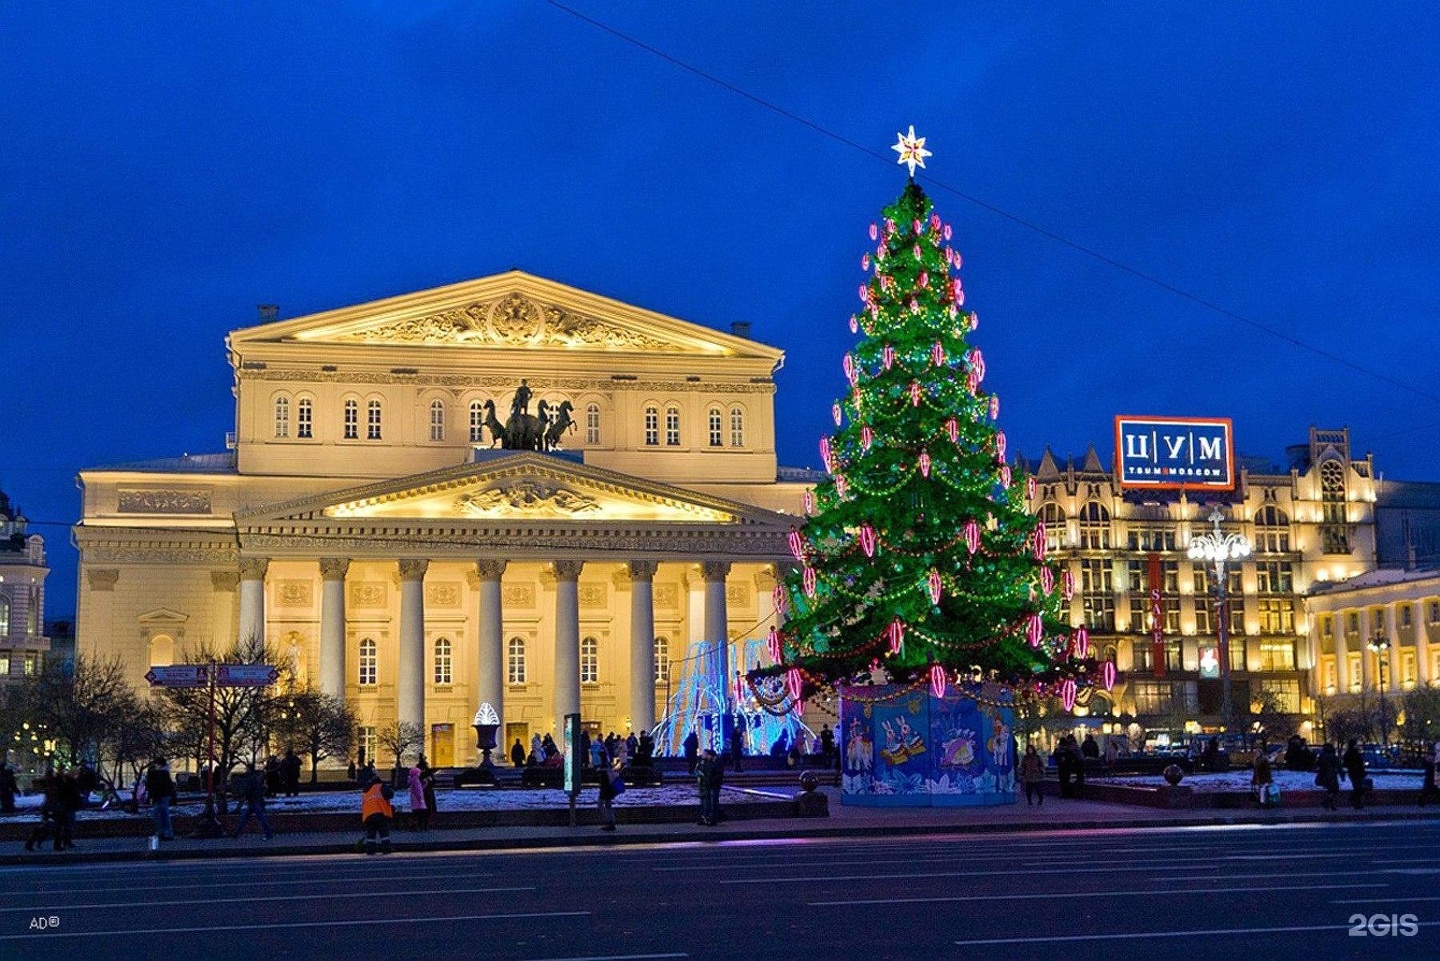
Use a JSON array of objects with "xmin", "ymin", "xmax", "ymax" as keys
[{"xmin": 75, "ymin": 273, "xmax": 812, "ymax": 766}]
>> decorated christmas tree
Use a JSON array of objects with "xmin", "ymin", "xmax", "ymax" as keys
[{"xmin": 757, "ymin": 128, "xmax": 1108, "ymax": 710}]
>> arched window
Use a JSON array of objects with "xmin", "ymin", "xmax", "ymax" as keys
[
  {"xmin": 433, "ymin": 637, "xmax": 452, "ymax": 685},
  {"xmin": 507, "ymin": 636, "xmax": 527, "ymax": 685},
  {"xmin": 581, "ymin": 636, "xmax": 599, "ymax": 684},
  {"xmin": 729, "ymin": 406, "xmax": 745, "ymax": 447},
  {"xmin": 708, "ymin": 407, "xmax": 723, "ymax": 447},
  {"xmin": 297, "ymin": 398, "xmax": 313, "ymax": 439},
  {"xmin": 429, "ymin": 400, "xmax": 445, "ymax": 442},
  {"xmin": 654, "ymin": 636, "xmax": 670, "ymax": 682},
  {"xmin": 1254, "ymin": 505, "xmax": 1291, "ymax": 553},
  {"xmin": 0, "ymin": 596, "xmax": 8, "ymax": 637},
  {"xmin": 148, "ymin": 634, "xmax": 174, "ymax": 668},
  {"xmin": 358, "ymin": 638, "xmax": 377, "ymax": 686},
  {"xmin": 273, "ymin": 396, "xmax": 290, "ymax": 438},
  {"xmin": 643, "ymin": 406, "xmax": 659, "ymax": 446},
  {"xmin": 344, "ymin": 399, "xmax": 359, "ymax": 440},
  {"xmin": 586, "ymin": 403, "xmax": 601, "ymax": 444},
  {"xmin": 665, "ymin": 406, "xmax": 681, "ymax": 446},
  {"xmin": 367, "ymin": 399, "xmax": 383, "ymax": 440},
  {"xmin": 1039, "ymin": 503, "xmax": 1066, "ymax": 552},
  {"xmin": 469, "ymin": 401, "xmax": 485, "ymax": 443},
  {"xmin": 1079, "ymin": 502, "xmax": 1111, "ymax": 550}
]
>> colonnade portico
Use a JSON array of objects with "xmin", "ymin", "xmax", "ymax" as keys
[
  {"xmin": 235, "ymin": 551, "xmax": 745, "ymax": 747},
  {"xmin": 1311, "ymin": 594, "xmax": 1436, "ymax": 696}
]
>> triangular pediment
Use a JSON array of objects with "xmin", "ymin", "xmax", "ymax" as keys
[
  {"xmin": 228, "ymin": 270, "xmax": 782, "ymax": 362},
  {"xmin": 238, "ymin": 453, "xmax": 791, "ymax": 527}
]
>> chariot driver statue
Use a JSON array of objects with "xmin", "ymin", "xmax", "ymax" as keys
[{"xmin": 510, "ymin": 379, "xmax": 533, "ymax": 419}]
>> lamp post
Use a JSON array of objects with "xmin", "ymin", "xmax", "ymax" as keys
[
  {"xmin": 1368, "ymin": 631, "xmax": 1392, "ymax": 746},
  {"xmin": 1188, "ymin": 509, "xmax": 1251, "ymax": 730}
]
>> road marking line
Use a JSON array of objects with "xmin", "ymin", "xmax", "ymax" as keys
[
  {"xmin": 0, "ymin": 910, "xmax": 589, "ymax": 941},
  {"xmin": 812, "ymin": 882, "xmax": 1386, "ymax": 906},
  {"xmin": 954, "ymin": 920, "xmax": 1440, "ymax": 946},
  {"xmin": 519, "ymin": 955, "xmax": 687, "ymax": 961},
  {"xmin": 9, "ymin": 869, "xmax": 503, "ymax": 896},
  {"xmin": 0, "ymin": 885, "xmax": 534, "ymax": 913},
  {"xmin": 720, "ymin": 863, "xmax": 1220, "ymax": 884},
  {"xmin": 1334, "ymin": 895, "xmax": 1440, "ymax": 904}
]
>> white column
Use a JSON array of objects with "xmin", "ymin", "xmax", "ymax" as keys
[
  {"xmin": 553, "ymin": 560, "xmax": 584, "ymax": 734},
  {"xmin": 1419, "ymin": 607, "xmax": 1432, "ymax": 688},
  {"xmin": 702, "ymin": 561, "xmax": 732, "ymax": 693},
  {"xmin": 1333, "ymin": 612, "xmax": 1350, "ymax": 693},
  {"xmin": 318, "ymin": 558, "xmax": 349, "ymax": 701},
  {"xmin": 628, "ymin": 561, "xmax": 658, "ymax": 735},
  {"xmin": 397, "ymin": 560, "xmax": 428, "ymax": 732},
  {"xmin": 1386, "ymin": 603, "xmax": 1402, "ymax": 692},
  {"xmin": 1360, "ymin": 609, "xmax": 1374, "ymax": 692},
  {"xmin": 237, "ymin": 558, "xmax": 268, "ymax": 648},
  {"xmin": 476, "ymin": 560, "xmax": 507, "ymax": 726}
]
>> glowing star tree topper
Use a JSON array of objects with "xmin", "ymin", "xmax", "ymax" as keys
[{"xmin": 892, "ymin": 124, "xmax": 932, "ymax": 177}]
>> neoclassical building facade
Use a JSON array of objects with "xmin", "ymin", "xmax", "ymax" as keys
[
  {"xmin": 76, "ymin": 273, "xmax": 808, "ymax": 766},
  {"xmin": 0, "ymin": 485, "xmax": 49, "ymax": 690}
]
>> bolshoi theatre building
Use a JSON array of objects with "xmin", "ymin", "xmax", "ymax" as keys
[{"xmin": 75, "ymin": 272, "xmax": 813, "ymax": 766}]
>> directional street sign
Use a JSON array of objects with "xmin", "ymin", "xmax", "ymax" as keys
[
  {"xmin": 215, "ymin": 664, "xmax": 280, "ymax": 687},
  {"xmin": 144, "ymin": 665, "xmax": 211, "ymax": 688}
]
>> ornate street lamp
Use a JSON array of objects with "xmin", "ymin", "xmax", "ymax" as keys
[
  {"xmin": 1368, "ymin": 631, "xmax": 1392, "ymax": 745},
  {"xmin": 1188, "ymin": 509, "xmax": 1251, "ymax": 729}
]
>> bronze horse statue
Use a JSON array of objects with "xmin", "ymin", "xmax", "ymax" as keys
[
  {"xmin": 543, "ymin": 399, "xmax": 576, "ymax": 450},
  {"xmin": 482, "ymin": 398, "xmax": 544, "ymax": 450}
]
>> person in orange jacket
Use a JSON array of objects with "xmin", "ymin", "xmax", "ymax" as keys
[{"xmin": 361, "ymin": 773, "xmax": 395, "ymax": 855}]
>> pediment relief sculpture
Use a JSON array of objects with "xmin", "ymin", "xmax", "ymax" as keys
[
  {"xmin": 456, "ymin": 480, "xmax": 600, "ymax": 518},
  {"xmin": 328, "ymin": 292, "xmax": 688, "ymax": 353}
]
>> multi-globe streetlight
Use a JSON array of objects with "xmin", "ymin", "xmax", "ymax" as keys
[
  {"xmin": 1187, "ymin": 508, "xmax": 1251, "ymax": 729},
  {"xmin": 1368, "ymin": 631, "xmax": 1392, "ymax": 745}
]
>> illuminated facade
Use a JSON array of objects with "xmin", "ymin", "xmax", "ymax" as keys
[
  {"xmin": 75, "ymin": 272, "xmax": 807, "ymax": 765},
  {"xmin": 0, "ymin": 486, "xmax": 48, "ymax": 688},
  {"xmin": 1020, "ymin": 427, "xmax": 1380, "ymax": 733}
]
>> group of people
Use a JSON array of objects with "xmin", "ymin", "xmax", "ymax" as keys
[
  {"xmin": 1050, "ymin": 734, "xmax": 1092, "ymax": 798},
  {"xmin": 22, "ymin": 766, "xmax": 87, "ymax": 851},
  {"xmin": 263, "ymin": 750, "xmax": 304, "ymax": 798}
]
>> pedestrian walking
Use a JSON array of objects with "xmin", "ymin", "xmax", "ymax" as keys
[
  {"xmin": 24, "ymin": 772, "xmax": 62, "ymax": 852},
  {"xmin": 510, "ymin": 738, "xmax": 525, "ymax": 768},
  {"xmin": 407, "ymin": 760, "xmax": 428, "ymax": 831},
  {"xmin": 0, "ymin": 759, "xmax": 16, "ymax": 814},
  {"xmin": 264, "ymin": 755, "xmax": 281, "ymax": 796},
  {"xmin": 729, "ymin": 726, "xmax": 744, "ymax": 773},
  {"xmin": 683, "ymin": 730, "xmax": 700, "ymax": 774},
  {"xmin": 232, "ymin": 762, "xmax": 274, "ymax": 840},
  {"xmin": 145, "ymin": 757, "xmax": 177, "ymax": 841},
  {"xmin": 1315, "ymin": 742, "xmax": 1342, "ymax": 810},
  {"xmin": 361, "ymin": 774, "xmax": 395, "ymax": 855},
  {"xmin": 421, "ymin": 758, "xmax": 437, "ymax": 824},
  {"xmin": 696, "ymin": 748, "xmax": 723, "ymax": 825},
  {"xmin": 597, "ymin": 759, "xmax": 623, "ymax": 831},
  {"xmin": 1420, "ymin": 742, "xmax": 1440, "ymax": 807},
  {"xmin": 282, "ymin": 749, "xmax": 302, "ymax": 797},
  {"xmin": 55, "ymin": 768, "xmax": 81, "ymax": 849},
  {"xmin": 1342, "ymin": 738, "xmax": 1368, "ymax": 809},
  {"xmin": 1019, "ymin": 744, "xmax": 1045, "ymax": 807}
]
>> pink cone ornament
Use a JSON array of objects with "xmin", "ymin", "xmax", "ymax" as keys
[
  {"xmin": 887, "ymin": 618, "xmax": 904, "ymax": 655},
  {"xmin": 767, "ymin": 626, "xmax": 781, "ymax": 663},
  {"xmin": 861, "ymin": 253, "xmax": 870, "ymax": 270},
  {"xmin": 885, "ymin": 218, "xmax": 896, "ymax": 235},
  {"xmin": 964, "ymin": 518, "xmax": 981, "ymax": 554},
  {"xmin": 857, "ymin": 283, "xmax": 868, "ymax": 304},
  {"xmin": 930, "ymin": 213, "xmax": 941, "ymax": 231},
  {"xmin": 908, "ymin": 297, "xmax": 919, "ymax": 313},
  {"xmin": 918, "ymin": 450, "xmax": 931, "ymax": 478},
  {"xmin": 989, "ymin": 395, "xmax": 1000, "ymax": 419},
  {"xmin": 803, "ymin": 489, "xmax": 814, "ymax": 515},
  {"xmin": 1060, "ymin": 678, "xmax": 1077, "ymax": 712},
  {"xmin": 971, "ymin": 349, "xmax": 986, "ymax": 380},
  {"xmin": 932, "ymin": 341, "xmax": 944, "ymax": 366},
  {"xmin": 1033, "ymin": 522, "xmax": 1047, "ymax": 559},
  {"xmin": 882, "ymin": 344, "xmax": 895, "ymax": 369},
  {"xmin": 849, "ymin": 316, "xmax": 858, "ymax": 334},
  {"xmin": 1026, "ymin": 476, "xmax": 1037, "ymax": 500},
  {"xmin": 835, "ymin": 474, "xmax": 848, "ymax": 498},
  {"xmin": 1061, "ymin": 569, "xmax": 1075, "ymax": 601},
  {"xmin": 819, "ymin": 436, "xmax": 832, "ymax": 472},
  {"xmin": 919, "ymin": 271, "xmax": 929, "ymax": 288},
  {"xmin": 927, "ymin": 568, "xmax": 942, "ymax": 605},
  {"xmin": 859, "ymin": 523, "xmax": 877, "ymax": 558},
  {"xmin": 944, "ymin": 223, "xmax": 952, "ymax": 240},
  {"xmin": 861, "ymin": 425, "xmax": 873, "ymax": 450},
  {"xmin": 999, "ymin": 464, "xmax": 1012, "ymax": 487},
  {"xmin": 1040, "ymin": 567, "xmax": 1055, "ymax": 595},
  {"xmin": 832, "ymin": 403, "xmax": 842, "ymax": 426},
  {"xmin": 842, "ymin": 353, "xmax": 855, "ymax": 381},
  {"xmin": 869, "ymin": 222, "xmax": 878, "ymax": 241},
  {"xmin": 910, "ymin": 382, "xmax": 922, "ymax": 406},
  {"xmin": 788, "ymin": 529, "xmax": 805, "ymax": 562},
  {"xmin": 946, "ymin": 417, "xmax": 959, "ymax": 443},
  {"xmin": 929, "ymin": 663, "xmax": 946, "ymax": 699},
  {"xmin": 913, "ymin": 244, "xmax": 922, "ymax": 260},
  {"xmin": 772, "ymin": 584, "xmax": 787, "ymax": 616},
  {"xmin": 912, "ymin": 219, "xmax": 922, "ymax": 234},
  {"xmin": 1102, "ymin": 660, "xmax": 1117, "ymax": 691},
  {"xmin": 802, "ymin": 566, "xmax": 816, "ymax": 598},
  {"xmin": 966, "ymin": 369, "xmax": 980, "ymax": 393},
  {"xmin": 1074, "ymin": 626, "xmax": 1090, "ymax": 659},
  {"xmin": 951, "ymin": 278, "xmax": 963, "ymax": 301},
  {"xmin": 995, "ymin": 431, "xmax": 1007, "ymax": 460},
  {"xmin": 786, "ymin": 667, "xmax": 803, "ymax": 703},
  {"xmin": 1026, "ymin": 612, "xmax": 1044, "ymax": 648}
]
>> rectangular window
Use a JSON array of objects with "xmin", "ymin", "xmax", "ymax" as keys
[
  {"xmin": 429, "ymin": 402, "xmax": 445, "ymax": 442},
  {"xmin": 586, "ymin": 405, "xmax": 600, "ymax": 445},
  {"xmin": 1080, "ymin": 560, "xmax": 1112, "ymax": 593},
  {"xmin": 708, "ymin": 408, "xmax": 723, "ymax": 447},
  {"xmin": 1258, "ymin": 638, "xmax": 1296, "ymax": 672},
  {"xmin": 358, "ymin": 727, "xmax": 377, "ymax": 766},
  {"xmin": 0, "ymin": 651, "xmax": 9, "ymax": 675},
  {"xmin": 1257, "ymin": 598, "xmax": 1295, "ymax": 635},
  {"xmin": 470, "ymin": 403, "xmax": 485, "ymax": 443},
  {"xmin": 367, "ymin": 400, "xmax": 382, "ymax": 440},
  {"xmin": 1174, "ymin": 680, "xmax": 1199, "ymax": 714},
  {"xmin": 297, "ymin": 399, "xmax": 313, "ymax": 439},
  {"xmin": 1164, "ymin": 598, "xmax": 1181, "ymax": 633},
  {"xmin": 1430, "ymin": 601, "xmax": 1440, "ymax": 624},
  {"xmin": 344, "ymin": 400, "xmax": 359, "ymax": 440},
  {"xmin": 1194, "ymin": 597, "xmax": 1211, "ymax": 635},
  {"xmin": 1401, "ymin": 605, "xmax": 1413, "ymax": 628},
  {"xmin": 274, "ymin": 397, "xmax": 290, "ymax": 439},
  {"xmin": 1259, "ymin": 678, "xmax": 1301, "ymax": 713},
  {"xmin": 1255, "ymin": 562, "xmax": 1293, "ymax": 594},
  {"xmin": 22, "ymin": 652, "xmax": 37, "ymax": 676},
  {"xmin": 1347, "ymin": 612, "xmax": 1360, "ymax": 634},
  {"xmin": 1083, "ymin": 594, "xmax": 1115, "ymax": 632},
  {"xmin": 730, "ymin": 407, "xmax": 744, "ymax": 447},
  {"xmin": 1132, "ymin": 680, "xmax": 1172, "ymax": 715},
  {"xmin": 1132, "ymin": 641, "xmax": 1153, "ymax": 672},
  {"xmin": 508, "ymin": 638, "xmax": 527, "ymax": 685},
  {"xmin": 644, "ymin": 407, "xmax": 659, "ymax": 446},
  {"xmin": 581, "ymin": 637, "xmax": 599, "ymax": 684},
  {"xmin": 665, "ymin": 407, "xmax": 680, "ymax": 446},
  {"xmin": 1229, "ymin": 637, "xmax": 1246, "ymax": 672}
]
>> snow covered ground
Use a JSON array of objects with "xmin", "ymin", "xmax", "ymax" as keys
[
  {"xmin": 1090, "ymin": 769, "xmax": 1423, "ymax": 792},
  {"xmin": 2, "ymin": 783, "xmax": 779, "ymax": 820}
]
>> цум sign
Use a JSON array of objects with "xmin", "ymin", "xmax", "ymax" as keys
[{"xmin": 1115, "ymin": 416, "xmax": 1234, "ymax": 491}]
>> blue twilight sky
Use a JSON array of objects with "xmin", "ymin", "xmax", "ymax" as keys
[{"xmin": 3, "ymin": 3, "xmax": 1439, "ymax": 620}]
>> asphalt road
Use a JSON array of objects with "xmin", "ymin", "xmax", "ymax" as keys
[{"xmin": 2, "ymin": 822, "xmax": 1438, "ymax": 961}]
